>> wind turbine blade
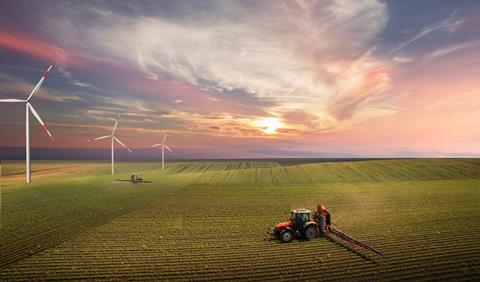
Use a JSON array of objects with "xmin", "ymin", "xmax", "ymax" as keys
[
  {"xmin": 0, "ymin": 99, "xmax": 25, "ymax": 102},
  {"xmin": 26, "ymin": 65, "xmax": 53, "ymax": 101},
  {"xmin": 94, "ymin": 135, "xmax": 112, "ymax": 141},
  {"xmin": 27, "ymin": 103, "xmax": 53, "ymax": 140},
  {"xmin": 163, "ymin": 145, "xmax": 174, "ymax": 153},
  {"xmin": 114, "ymin": 136, "xmax": 132, "ymax": 153},
  {"xmin": 162, "ymin": 134, "xmax": 167, "ymax": 144},
  {"xmin": 112, "ymin": 114, "xmax": 120, "ymax": 135},
  {"xmin": 151, "ymin": 144, "xmax": 162, "ymax": 148}
]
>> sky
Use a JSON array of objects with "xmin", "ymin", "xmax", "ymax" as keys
[{"xmin": 0, "ymin": 0, "xmax": 479, "ymax": 159}]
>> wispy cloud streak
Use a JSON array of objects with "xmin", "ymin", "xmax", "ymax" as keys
[{"xmin": 391, "ymin": 12, "xmax": 464, "ymax": 53}]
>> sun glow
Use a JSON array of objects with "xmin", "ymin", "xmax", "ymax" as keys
[{"xmin": 252, "ymin": 117, "xmax": 283, "ymax": 134}]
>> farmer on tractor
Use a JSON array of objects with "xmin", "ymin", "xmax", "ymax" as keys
[{"xmin": 312, "ymin": 204, "xmax": 331, "ymax": 232}]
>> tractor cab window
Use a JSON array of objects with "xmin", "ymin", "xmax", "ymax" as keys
[
  {"xmin": 299, "ymin": 213, "xmax": 310, "ymax": 222},
  {"xmin": 290, "ymin": 212, "xmax": 296, "ymax": 221},
  {"xmin": 291, "ymin": 212, "xmax": 310, "ymax": 223}
]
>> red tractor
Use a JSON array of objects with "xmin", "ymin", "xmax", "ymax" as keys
[
  {"xmin": 270, "ymin": 207, "xmax": 384, "ymax": 256},
  {"xmin": 270, "ymin": 208, "xmax": 327, "ymax": 243}
]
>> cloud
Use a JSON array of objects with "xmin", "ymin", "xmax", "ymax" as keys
[
  {"xmin": 3, "ymin": 1, "xmax": 480, "ymax": 157},
  {"xmin": 0, "ymin": 73, "xmax": 83, "ymax": 102},
  {"xmin": 326, "ymin": 52, "xmax": 391, "ymax": 121},
  {"xmin": 71, "ymin": 80, "xmax": 92, "ymax": 88},
  {"xmin": 391, "ymin": 12, "xmax": 463, "ymax": 52},
  {"xmin": 393, "ymin": 56, "xmax": 412, "ymax": 63},
  {"xmin": 424, "ymin": 40, "xmax": 480, "ymax": 60},
  {"xmin": 0, "ymin": 30, "xmax": 85, "ymax": 68},
  {"xmin": 46, "ymin": 0, "xmax": 390, "ymax": 129}
]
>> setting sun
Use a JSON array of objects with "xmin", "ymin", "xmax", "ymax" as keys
[{"xmin": 252, "ymin": 117, "xmax": 284, "ymax": 135}]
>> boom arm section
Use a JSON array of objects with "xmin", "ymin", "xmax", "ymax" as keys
[{"xmin": 329, "ymin": 227, "xmax": 384, "ymax": 257}]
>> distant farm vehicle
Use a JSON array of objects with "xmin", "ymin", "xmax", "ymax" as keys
[
  {"xmin": 270, "ymin": 208, "xmax": 383, "ymax": 256},
  {"xmin": 115, "ymin": 174, "xmax": 152, "ymax": 184}
]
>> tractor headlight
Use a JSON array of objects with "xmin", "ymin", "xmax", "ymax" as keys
[{"xmin": 269, "ymin": 228, "xmax": 276, "ymax": 236}]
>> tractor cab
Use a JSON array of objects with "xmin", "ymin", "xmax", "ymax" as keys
[
  {"xmin": 291, "ymin": 209, "xmax": 314, "ymax": 233},
  {"xmin": 290, "ymin": 208, "xmax": 311, "ymax": 224}
]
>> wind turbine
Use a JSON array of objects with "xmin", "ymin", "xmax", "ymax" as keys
[
  {"xmin": 151, "ymin": 134, "xmax": 174, "ymax": 170},
  {"xmin": 0, "ymin": 65, "xmax": 54, "ymax": 183},
  {"xmin": 92, "ymin": 114, "xmax": 132, "ymax": 175}
]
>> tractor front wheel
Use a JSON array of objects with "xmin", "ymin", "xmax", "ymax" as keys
[
  {"xmin": 304, "ymin": 225, "xmax": 319, "ymax": 240},
  {"xmin": 279, "ymin": 229, "xmax": 294, "ymax": 243}
]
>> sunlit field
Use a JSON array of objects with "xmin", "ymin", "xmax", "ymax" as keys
[{"xmin": 1, "ymin": 159, "xmax": 479, "ymax": 280}]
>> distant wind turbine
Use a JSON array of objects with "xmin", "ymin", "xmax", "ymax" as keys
[
  {"xmin": 151, "ymin": 133, "xmax": 174, "ymax": 170},
  {"xmin": 0, "ymin": 65, "xmax": 54, "ymax": 183},
  {"xmin": 92, "ymin": 114, "xmax": 132, "ymax": 175}
]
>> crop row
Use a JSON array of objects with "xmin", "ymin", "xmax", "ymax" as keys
[
  {"xmin": 8, "ymin": 241, "xmax": 477, "ymax": 272},
  {"xmin": 3, "ymin": 251, "xmax": 477, "ymax": 281},
  {"xmin": 192, "ymin": 159, "xmax": 480, "ymax": 185}
]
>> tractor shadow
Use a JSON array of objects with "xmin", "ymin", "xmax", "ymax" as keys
[{"xmin": 323, "ymin": 234, "xmax": 381, "ymax": 264}]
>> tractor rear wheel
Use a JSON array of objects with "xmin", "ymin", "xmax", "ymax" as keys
[
  {"xmin": 304, "ymin": 225, "xmax": 319, "ymax": 240},
  {"xmin": 279, "ymin": 229, "xmax": 294, "ymax": 243}
]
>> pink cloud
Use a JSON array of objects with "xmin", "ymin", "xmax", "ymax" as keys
[
  {"xmin": 327, "ymin": 59, "xmax": 391, "ymax": 121},
  {"xmin": 0, "ymin": 30, "xmax": 85, "ymax": 67}
]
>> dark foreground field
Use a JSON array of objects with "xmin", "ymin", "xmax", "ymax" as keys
[{"xmin": 1, "ymin": 159, "xmax": 479, "ymax": 280}]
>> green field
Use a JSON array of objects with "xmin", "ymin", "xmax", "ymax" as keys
[{"xmin": 1, "ymin": 159, "xmax": 479, "ymax": 280}]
